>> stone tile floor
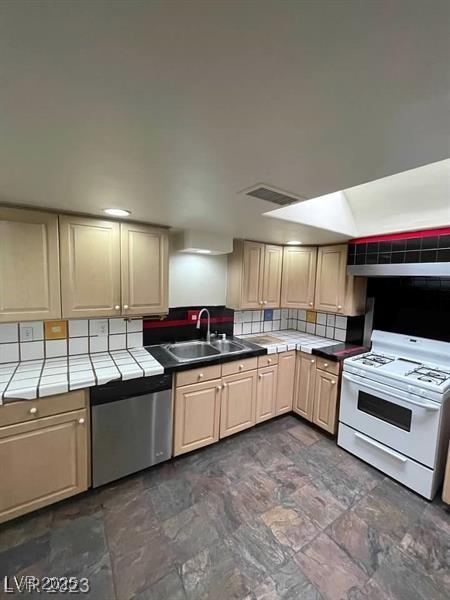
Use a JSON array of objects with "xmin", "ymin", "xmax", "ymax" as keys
[{"xmin": 0, "ymin": 415, "xmax": 449, "ymax": 599}]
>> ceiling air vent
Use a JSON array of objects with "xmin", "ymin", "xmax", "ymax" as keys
[{"xmin": 243, "ymin": 185, "xmax": 306, "ymax": 207}]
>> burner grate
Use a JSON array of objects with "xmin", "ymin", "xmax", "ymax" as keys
[
  {"xmin": 353, "ymin": 353, "xmax": 395, "ymax": 367},
  {"xmin": 405, "ymin": 366, "xmax": 450, "ymax": 386}
]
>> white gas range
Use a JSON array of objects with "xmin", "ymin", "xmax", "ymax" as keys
[{"xmin": 338, "ymin": 330, "xmax": 450, "ymax": 500}]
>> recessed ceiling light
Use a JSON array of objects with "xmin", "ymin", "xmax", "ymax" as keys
[
  {"xmin": 286, "ymin": 240, "xmax": 302, "ymax": 245},
  {"xmin": 103, "ymin": 208, "xmax": 131, "ymax": 217},
  {"xmin": 194, "ymin": 249, "xmax": 211, "ymax": 254}
]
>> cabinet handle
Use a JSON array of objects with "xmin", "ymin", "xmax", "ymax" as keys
[
  {"xmin": 331, "ymin": 380, "xmax": 336, "ymax": 385},
  {"xmin": 198, "ymin": 373, "xmax": 204, "ymax": 379},
  {"xmin": 78, "ymin": 417, "xmax": 85, "ymax": 424},
  {"xmin": 310, "ymin": 359, "xmax": 315, "ymax": 364},
  {"xmin": 29, "ymin": 407, "xmax": 38, "ymax": 415},
  {"xmin": 115, "ymin": 305, "xmax": 121, "ymax": 310},
  {"xmin": 324, "ymin": 362, "xmax": 329, "ymax": 367},
  {"xmin": 268, "ymin": 358, "xmax": 272, "ymax": 364},
  {"xmin": 239, "ymin": 364, "xmax": 244, "ymax": 370},
  {"xmin": 263, "ymin": 300, "xmax": 267, "ymax": 305},
  {"xmin": 338, "ymin": 305, "xmax": 342, "ymax": 311},
  {"xmin": 259, "ymin": 300, "xmax": 263, "ymax": 305},
  {"xmin": 123, "ymin": 304, "xmax": 129, "ymax": 310},
  {"xmin": 216, "ymin": 385, "xmax": 222, "ymax": 391},
  {"xmin": 222, "ymin": 382, "xmax": 227, "ymax": 388},
  {"xmin": 259, "ymin": 373, "xmax": 262, "ymax": 379},
  {"xmin": 309, "ymin": 301, "xmax": 313, "ymax": 306}
]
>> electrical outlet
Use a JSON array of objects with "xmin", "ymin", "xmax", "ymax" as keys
[{"xmin": 22, "ymin": 326, "xmax": 33, "ymax": 341}]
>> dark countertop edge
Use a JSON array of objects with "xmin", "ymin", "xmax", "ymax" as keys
[
  {"xmin": 146, "ymin": 339, "xmax": 267, "ymax": 373},
  {"xmin": 312, "ymin": 344, "xmax": 369, "ymax": 362}
]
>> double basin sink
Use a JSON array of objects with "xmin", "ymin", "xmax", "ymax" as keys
[{"xmin": 162, "ymin": 339, "xmax": 248, "ymax": 363}]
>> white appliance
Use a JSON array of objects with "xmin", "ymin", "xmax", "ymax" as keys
[{"xmin": 338, "ymin": 330, "xmax": 450, "ymax": 499}]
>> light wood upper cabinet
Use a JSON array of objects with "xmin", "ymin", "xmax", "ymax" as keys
[
  {"xmin": 293, "ymin": 352, "xmax": 316, "ymax": 421},
  {"xmin": 256, "ymin": 364, "xmax": 278, "ymax": 423},
  {"xmin": 0, "ymin": 207, "xmax": 61, "ymax": 322},
  {"xmin": 313, "ymin": 368, "xmax": 339, "ymax": 434},
  {"xmin": 262, "ymin": 245, "xmax": 283, "ymax": 308},
  {"xmin": 275, "ymin": 351, "xmax": 296, "ymax": 415},
  {"xmin": 60, "ymin": 215, "xmax": 121, "ymax": 318},
  {"xmin": 0, "ymin": 407, "xmax": 89, "ymax": 524},
  {"xmin": 227, "ymin": 240, "xmax": 282, "ymax": 309},
  {"xmin": 314, "ymin": 244, "xmax": 367, "ymax": 316},
  {"xmin": 174, "ymin": 379, "xmax": 221, "ymax": 456},
  {"xmin": 220, "ymin": 370, "xmax": 257, "ymax": 438},
  {"xmin": 281, "ymin": 246, "xmax": 317, "ymax": 309},
  {"xmin": 121, "ymin": 222, "xmax": 168, "ymax": 316}
]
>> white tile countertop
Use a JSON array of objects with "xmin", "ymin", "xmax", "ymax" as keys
[
  {"xmin": 238, "ymin": 329, "xmax": 342, "ymax": 354},
  {"xmin": 0, "ymin": 348, "xmax": 163, "ymax": 403}
]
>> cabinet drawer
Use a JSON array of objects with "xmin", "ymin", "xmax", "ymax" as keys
[
  {"xmin": 0, "ymin": 390, "xmax": 87, "ymax": 428},
  {"xmin": 316, "ymin": 357, "xmax": 340, "ymax": 375},
  {"xmin": 221, "ymin": 357, "xmax": 258, "ymax": 377},
  {"xmin": 257, "ymin": 354, "xmax": 278, "ymax": 368},
  {"xmin": 176, "ymin": 364, "xmax": 222, "ymax": 387}
]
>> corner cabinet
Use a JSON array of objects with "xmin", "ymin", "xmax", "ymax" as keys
[
  {"xmin": 60, "ymin": 215, "xmax": 169, "ymax": 318},
  {"xmin": 280, "ymin": 246, "xmax": 317, "ymax": 309},
  {"xmin": 227, "ymin": 240, "xmax": 283, "ymax": 309},
  {"xmin": 0, "ymin": 207, "xmax": 61, "ymax": 322},
  {"xmin": 256, "ymin": 364, "xmax": 278, "ymax": 423},
  {"xmin": 314, "ymin": 245, "xmax": 367, "ymax": 316},
  {"xmin": 275, "ymin": 351, "xmax": 296, "ymax": 415}
]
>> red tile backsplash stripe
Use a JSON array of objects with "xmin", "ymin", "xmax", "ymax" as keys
[
  {"xmin": 144, "ymin": 316, "xmax": 233, "ymax": 329},
  {"xmin": 350, "ymin": 226, "xmax": 450, "ymax": 245}
]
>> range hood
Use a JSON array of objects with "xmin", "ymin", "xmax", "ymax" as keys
[
  {"xmin": 347, "ymin": 229, "xmax": 450, "ymax": 277},
  {"xmin": 348, "ymin": 263, "xmax": 450, "ymax": 277}
]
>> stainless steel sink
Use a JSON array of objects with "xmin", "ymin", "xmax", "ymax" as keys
[
  {"xmin": 211, "ymin": 339, "xmax": 246, "ymax": 353},
  {"xmin": 163, "ymin": 341, "xmax": 220, "ymax": 362},
  {"xmin": 162, "ymin": 338, "xmax": 248, "ymax": 363}
]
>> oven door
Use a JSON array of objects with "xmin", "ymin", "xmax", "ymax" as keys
[{"xmin": 339, "ymin": 371, "xmax": 441, "ymax": 468}]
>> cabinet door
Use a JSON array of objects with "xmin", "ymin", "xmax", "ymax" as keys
[
  {"xmin": 262, "ymin": 244, "xmax": 283, "ymax": 308},
  {"xmin": 314, "ymin": 245, "xmax": 347, "ymax": 314},
  {"xmin": 241, "ymin": 241, "xmax": 265, "ymax": 309},
  {"xmin": 275, "ymin": 351, "xmax": 296, "ymax": 415},
  {"xmin": 293, "ymin": 353, "xmax": 316, "ymax": 421},
  {"xmin": 121, "ymin": 223, "xmax": 169, "ymax": 316},
  {"xmin": 281, "ymin": 246, "xmax": 317, "ymax": 309},
  {"xmin": 256, "ymin": 365, "xmax": 278, "ymax": 423},
  {"xmin": 313, "ymin": 369, "xmax": 339, "ymax": 434},
  {"xmin": 0, "ymin": 207, "xmax": 61, "ymax": 322},
  {"xmin": 174, "ymin": 379, "xmax": 221, "ymax": 456},
  {"xmin": 60, "ymin": 215, "xmax": 121, "ymax": 318},
  {"xmin": 0, "ymin": 409, "xmax": 89, "ymax": 524},
  {"xmin": 220, "ymin": 370, "xmax": 257, "ymax": 438}
]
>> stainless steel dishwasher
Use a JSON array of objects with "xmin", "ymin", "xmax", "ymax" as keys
[{"xmin": 90, "ymin": 373, "xmax": 173, "ymax": 487}]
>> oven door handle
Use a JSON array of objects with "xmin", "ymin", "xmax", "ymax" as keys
[
  {"xmin": 343, "ymin": 373, "xmax": 440, "ymax": 411},
  {"xmin": 353, "ymin": 431, "xmax": 407, "ymax": 463}
]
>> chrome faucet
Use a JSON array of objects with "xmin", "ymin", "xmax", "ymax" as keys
[{"xmin": 196, "ymin": 308, "xmax": 211, "ymax": 342}]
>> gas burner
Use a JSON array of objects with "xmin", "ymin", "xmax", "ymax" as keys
[
  {"xmin": 405, "ymin": 366, "xmax": 450, "ymax": 386},
  {"xmin": 353, "ymin": 353, "xmax": 395, "ymax": 368}
]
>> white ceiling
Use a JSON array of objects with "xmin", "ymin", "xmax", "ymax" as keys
[{"xmin": 0, "ymin": 0, "xmax": 449, "ymax": 244}]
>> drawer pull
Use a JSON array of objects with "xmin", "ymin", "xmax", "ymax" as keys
[
  {"xmin": 259, "ymin": 373, "xmax": 262, "ymax": 379},
  {"xmin": 222, "ymin": 382, "xmax": 227, "ymax": 388},
  {"xmin": 310, "ymin": 359, "xmax": 315, "ymax": 364},
  {"xmin": 216, "ymin": 385, "xmax": 222, "ymax": 391},
  {"xmin": 263, "ymin": 300, "xmax": 267, "ymax": 305},
  {"xmin": 78, "ymin": 417, "xmax": 85, "ymax": 425},
  {"xmin": 29, "ymin": 407, "xmax": 38, "ymax": 415},
  {"xmin": 331, "ymin": 380, "xmax": 336, "ymax": 385},
  {"xmin": 338, "ymin": 305, "xmax": 342, "ymax": 310},
  {"xmin": 309, "ymin": 301, "xmax": 313, "ymax": 306},
  {"xmin": 198, "ymin": 373, "xmax": 204, "ymax": 379},
  {"xmin": 123, "ymin": 304, "xmax": 129, "ymax": 310},
  {"xmin": 324, "ymin": 362, "xmax": 328, "ymax": 367},
  {"xmin": 268, "ymin": 358, "xmax": 272, "ymax": 364},
  {"xmin": 239, "ymin": 364, "xmax": 244, "ymax": 370},
  {"xmin": 354, "ymin": 431, "xmax": 407, "ymax": 463},
  {"xmin": 115, "ymin": 305, "xmax": 121, "ymax": 310}
]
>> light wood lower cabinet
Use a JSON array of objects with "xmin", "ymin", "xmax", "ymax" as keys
[
  {"xmin": 313, "ymin": 369, "xmax": 339, "ymax": 433},
  {"xmin": 256, "ymin": 365, "xmax": 278, "ymax": 423},
  {"xmin": 173, "ymin": 378, "xmax": 222, "ymax": 456},
  {"xmin": 294, "ymin": 353, "xmax": 316, "ymax": 421},
  {"xmin": 220, "ymin": 370, "xmax": 257, "ymax": 437},
  {"xmin": 275, "ymin": 351, "xmax": 296, "ymax": 415},
  {"xmin": 0, "ymin": 406, "xmax": 89, "ymax": 524}
]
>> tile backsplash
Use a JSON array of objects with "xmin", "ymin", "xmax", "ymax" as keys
[
  {"xmin": 0, "ymin": 318, "xmax": 143, "ymax": 363},
  {"xmin": 233, "ymin": 308, "xmax": 349, "ymax": 341}
]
